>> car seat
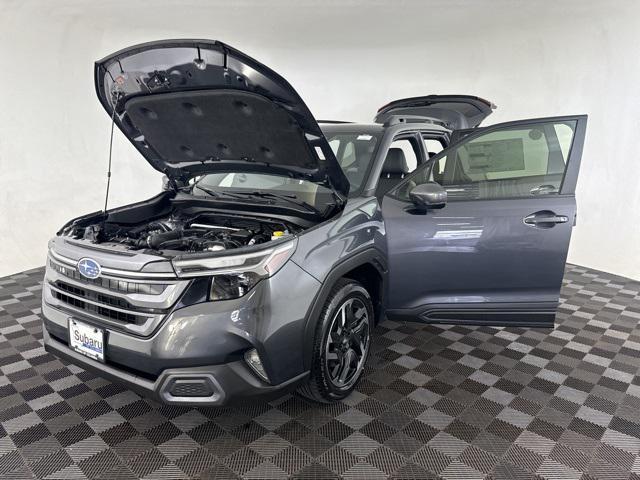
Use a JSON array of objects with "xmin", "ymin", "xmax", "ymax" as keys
[{"xmin": 376, "ymin": 148, "xmax": 409, "ymax": 198}]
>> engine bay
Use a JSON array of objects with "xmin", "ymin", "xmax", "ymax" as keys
[{"xmin": 64, "ymin": 213, "xmax": 301, "ymax": 255}]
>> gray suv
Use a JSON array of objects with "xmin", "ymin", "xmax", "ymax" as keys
[{"xmin": 42, "ymin": 40, "xmax": 587, "ymax": 405}]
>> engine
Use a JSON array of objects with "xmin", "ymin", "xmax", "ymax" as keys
[{"xmin": 70, "ymin": 214, "xmax": 298, "ymax": 254}]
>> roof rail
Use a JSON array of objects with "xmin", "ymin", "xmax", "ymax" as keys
[
  {"xmin": 317, "ymin": 120, "xmax": 354, "ymax": 124},
  {"xmin": 381, "ymin": 115, "xmax": 447, "ymax": 128}
]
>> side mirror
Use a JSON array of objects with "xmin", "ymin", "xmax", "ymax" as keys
[
  {"xmin": 409, "ymin": 182, "xmax": 447, "ymax": 209},
  {"xmin": 161, "ymin": 175, "xmax": 172, "ymax": 191}
]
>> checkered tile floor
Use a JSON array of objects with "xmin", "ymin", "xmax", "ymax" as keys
[{"xmin": 2, "ymin": 265, "xmax": 640, "ymax": 479}]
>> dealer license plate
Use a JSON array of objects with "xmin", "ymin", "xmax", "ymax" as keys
[{"xmin": 69, "ymin": 319, "xmax": 105, "ymax": 362}]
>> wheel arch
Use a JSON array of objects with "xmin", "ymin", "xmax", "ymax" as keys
[{"xmin": 301, "ymin": 248, "xmax": 387, "ymax": 371}]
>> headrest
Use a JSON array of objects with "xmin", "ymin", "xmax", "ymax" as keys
[{"xmin": 382, "ymin": 148, "xmax": 408, "ymax": 175}]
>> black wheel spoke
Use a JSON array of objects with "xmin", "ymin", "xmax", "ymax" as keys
[
  {"xmin": 326, "ymin": 350, "xmax": 339, "ymax": 361},
  {"xmin": 345, "ymin": 303, "xmax": 357, "ymax": 329},
  {"xmin": 354, "ymin": 306, "xmax": 366, "ymax": 321},
  {"xmin": 351, "ymin": 316, "xmax": 367, "ymax": 337},
  {"xmin": 331, "ymin": 358, "xmax": 342, "ymax": 378},
  {"xmin": 338, "ymin": 349, "xmax": 355, "ymax": 383}
]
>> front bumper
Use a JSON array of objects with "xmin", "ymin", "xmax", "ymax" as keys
[
  {"xmin": 43, "ymin": 326, "xmax": 308, "ymax": 405},
  {"xmin": 42, "ymin": 255, "xmax": 321, "ymax": 405}
]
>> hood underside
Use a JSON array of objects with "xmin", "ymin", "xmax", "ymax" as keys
[{"xmin": 95, "ymin": 39, "xmax": 350, "ymax": 197}]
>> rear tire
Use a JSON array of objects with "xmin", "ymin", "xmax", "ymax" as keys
[{"xmin": 298, "ymin": 278, "xmax": 373, "ymax": 403}]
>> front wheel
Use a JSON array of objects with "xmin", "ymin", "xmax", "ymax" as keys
[{"xmin": 299, "ymin": 279, "xmax": 373, "ymax": 403}]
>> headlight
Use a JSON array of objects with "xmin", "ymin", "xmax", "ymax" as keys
[
  {"xmin": 171, "ymin": 238, "xmax": 297, "ymax": 300},
  {"xmin": 209, "ymin": 273, "xmax": 261, "ymax": 301}
]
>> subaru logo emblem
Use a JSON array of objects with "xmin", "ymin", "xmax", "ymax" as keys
[{"xmin": 77, "ymin": 258, "xmax": 101, "ymax": 279}]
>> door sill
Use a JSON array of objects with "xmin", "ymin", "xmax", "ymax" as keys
[{"xmin": 385, "ymin": 302, "xmax": 557, "ymax": 328}]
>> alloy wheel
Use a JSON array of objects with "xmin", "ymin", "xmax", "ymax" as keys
[{"xmin": 324, "ymin": 297, "xmax": 370, "ymax": 389}]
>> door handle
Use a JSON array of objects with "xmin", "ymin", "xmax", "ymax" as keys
[{"xmin": 523, "ymin": 211, "xmax": 569, "ymax": 228}]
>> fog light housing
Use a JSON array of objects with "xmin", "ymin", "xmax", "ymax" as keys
[{"xmin": 245, "ymin": 348, "xmax": 269, "ymax": 382}]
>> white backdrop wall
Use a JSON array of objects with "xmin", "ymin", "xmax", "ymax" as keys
[{"xmin": 0, "ymin": 0, "xmax": 639, "ymax": 279}]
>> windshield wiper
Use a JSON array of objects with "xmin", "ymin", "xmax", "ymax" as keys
[
  {"xmin": 189, "ymin": 184, "xmax": 220, "ymax": 197},
  {"xmin": 225, "ymin": 191, "xmax": 325, "ymax": 216},
  {"xmin": 191, "ymin": 185, "xmax": 250, "ymax": 200}
]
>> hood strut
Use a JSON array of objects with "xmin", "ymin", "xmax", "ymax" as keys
[{"xmin": 103, "ymin": 91, "xmax": 121, "ymax": 214}]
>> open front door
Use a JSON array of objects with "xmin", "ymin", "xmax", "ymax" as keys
[{"xmin": 382, "ymin": 115, "xmax": 587, "ymax": 327}]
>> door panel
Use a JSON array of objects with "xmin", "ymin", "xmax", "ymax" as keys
[{"xmin": 382, "ymin": 115, "xmax": 587, "ymax": 327}]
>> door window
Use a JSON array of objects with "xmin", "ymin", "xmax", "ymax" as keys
[
  {"xmin": 395, "ymin": 121, "xmax": 577, "ymax": 201},
  {"xmin": 388, "ymin": 138, "xmax": 420, "ymax": 172},
  {"xmin": 376, "ymin": 136, "xmax": 423, "ymax": 198},
  {"xmin": 422, "ymin": 136, "xmax": 445, "ymax": 158}
]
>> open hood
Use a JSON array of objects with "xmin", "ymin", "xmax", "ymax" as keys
[
  {"xmin": 95, "ymin": 40, "xmax": 349, "ymax": 197},
  {"xmin": 374, "ymin": 95, "xmax": 496, "ymax": 130}
]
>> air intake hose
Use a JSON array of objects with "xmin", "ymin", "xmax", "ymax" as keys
[{"xmin": 142, "ymin": 230, "xmax": 182, "ymax": 249}]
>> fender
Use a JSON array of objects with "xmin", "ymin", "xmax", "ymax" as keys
[{"xmin": 301, "ymin": 247, "xmax": 388, "ymax": 370}]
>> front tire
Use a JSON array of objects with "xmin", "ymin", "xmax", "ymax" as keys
[{"xmin": 299, "ymin": 278, "xmax": 373, "ymax": 403}]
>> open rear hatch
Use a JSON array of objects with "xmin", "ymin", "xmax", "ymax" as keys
[
  {"xmin": 95, "ymin": 39, "xmax": 350, "ymax": 198},
  {"xmin": 374, "ymin": 95, "xmax": 496, "ymax": 129}
]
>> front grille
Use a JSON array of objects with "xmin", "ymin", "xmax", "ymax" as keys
[
  {"xmin": 46, "ymin": 252, "xmax": 188, "ymax": 335},
  {"xmin": 54, "ymin": 281, "xmax": 160, "ymax": 313},
  {"xmin": 53, "ymin": 291, "xmax": 84, "ymax": 309},
  {"xmin": 48, "ymin": 259, "xmax": 169, "ymax": 295},
  {"xmin": 52, "ymin": 290, "xmax": 142, "ymax": 324}
]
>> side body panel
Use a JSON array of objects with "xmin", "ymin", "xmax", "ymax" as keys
[
  {"xmin": 291, "ymin": 197, "xmax": 386, "ymax": 284},
  {"xmin": 290, "ymin": 197, "xmax": 388, "ymax": 370}
]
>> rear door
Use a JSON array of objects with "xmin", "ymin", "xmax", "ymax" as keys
[
  {"xmin": 382, "ymin": 115, "xmax": 587, "ymax": 327},
  {"xmin": 374, "ymin": 95, "xmax": 496, "ymax": 129}
]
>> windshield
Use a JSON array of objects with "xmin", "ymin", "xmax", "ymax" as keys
[
  {"xmin": 193, "ymin": 172, "xmax": 334, "ymax": 207},
  {"xmin": 193, "ymin": 128, "xmax": 381, "ymax": 202},
  {"xmin": 322, "ymin": 129, "xmax": 381, "ymax": 193}
]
